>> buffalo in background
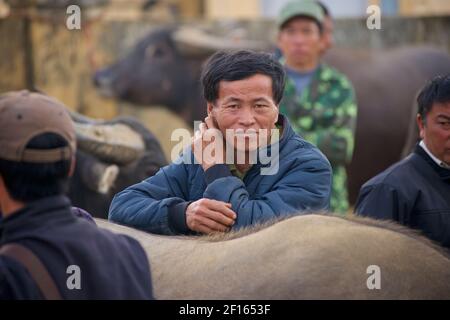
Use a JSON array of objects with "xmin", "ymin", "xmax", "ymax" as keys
[
  {"xmin": 94, "ymin": 26, "xmax": 450, "ymax": 203},
  {"xmin": 69, "ymin": 112, "xmax": 167, "ymax": 218}
]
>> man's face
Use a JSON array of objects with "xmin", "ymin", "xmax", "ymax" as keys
[
  {"xmin": 207, "ymin": 74, "xmax": 279, "ymax": 152},
  {"xmin": 277, "ymin": 17, "xmax": 322, "ymax": 69},
  {"xmin": 417, "ymin": 102, "xmax": 450, "ymax": 165}
]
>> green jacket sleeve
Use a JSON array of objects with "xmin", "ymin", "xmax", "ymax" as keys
[{"xmin": 302, "ymin": 82, "xmax": 357, "ymax": 166}]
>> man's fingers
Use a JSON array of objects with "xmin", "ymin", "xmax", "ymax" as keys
[
  {"xmin": 196, "ymin": 223, "xmax": 230, "ymax": 235},
  {"xmin": 203, "ymin": 199, "xmax": 236, "ymax": 219},
  {"xmin": 197, "ymin": 216, "xmax": 229, "ymax": 232},
  {"xmin": 215, "ymin": 206, "xmax": 236, "ymax": 220},
  {"xmin": 207, "ymin": 200, "xmax": 236, "ymax": 219},
  {"xmin": 205, "ymin": 116, "xmax": 215, "ymax": 129},
  {"xmin": 195, "ymin": 223, "xmax": 216, "ymax": 235},
  {"xmin": 202, "ymin": 209, "xmax": 235, "ymax": 227},
  {"xmin": 199, "ymin": 122, "xmax": 207, "ymax": 133},
  {"xmin": 194, "ymin": 129, "xmax": 202, "ymax": 140}
]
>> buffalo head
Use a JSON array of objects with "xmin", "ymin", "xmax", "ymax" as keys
[{"xmin": 69, "ymin": 112, "xmax": 167, "ymax": 218}]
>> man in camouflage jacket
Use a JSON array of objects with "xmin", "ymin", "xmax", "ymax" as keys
[{"xmin": 277, "ymin": 0, "xmax": 357, "ymax": 213}]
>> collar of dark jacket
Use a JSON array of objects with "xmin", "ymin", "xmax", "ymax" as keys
[
  {"xmin": 260, "ymin": 114, "xmax": 293, "ymax": 152},
  {"xmin": 276, "ymin": 113, "xmax": 294, "ymax": 145},
  {"xmin": 414, "ymin": 143, "xmax": 450, "ymax": 182},
  {"xmin": 0, "ymin": 195, "xmax": 75, "ymax": 243},
  {"xmin": 248, "ymin": 114, "xmax": 294, "ymax": 173}
]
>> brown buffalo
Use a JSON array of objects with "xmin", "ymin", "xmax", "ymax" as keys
[
  {"xmin": 94, "ymin": 26, "xmax": 450, "ymax": 203},
  {"xmin": 96, "ymin": 214, "xmax": 450, "ymax": 299}
]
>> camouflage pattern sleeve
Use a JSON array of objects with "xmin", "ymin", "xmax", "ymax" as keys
[
  {"xmin": 301, "ymin": 75, "xmax": 357, "ymax": 166},
  {"xmin": 281, "ymin": 66, "xmax": 358, "ymax": 167}
]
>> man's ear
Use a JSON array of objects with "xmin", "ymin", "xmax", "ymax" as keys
[
  {"xmin": 416, "ymin": 113, "xmax": 425, "ymax": 139},
  {"xmin": 273, "ymin": 106, "xmax": 279, "ymax": 124},
  {"xmin": 68, "ymin": 155, "xmax": 76, "ymax": 178},
  {"xmin": 207, "ymin": 102, "xmax": 214, "ymax": 117}
]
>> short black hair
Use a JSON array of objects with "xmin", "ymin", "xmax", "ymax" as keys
[
  {"xmin": 0, "ymin": 132, "xmax": 72, "ymax": 203},
  {"xmin": 201, "ymin": 50, "xmax": 286, "ymax": 105},
  {"xmin": 417, "ymin": 74, "xmax": 450, "ymax": 121}
]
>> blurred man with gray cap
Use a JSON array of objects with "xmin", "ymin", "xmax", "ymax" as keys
[
  {"xmin": 277, "ymin": 0, "xmax": 358, "ymax": 214},
  {"xmin": 0, "ymin": 90, "xmax": 153, "ymax": 299}
]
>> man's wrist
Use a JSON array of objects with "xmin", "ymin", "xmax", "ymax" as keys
[{"xmin": 167, "ymin": 201, "xmax": 192, "ymax": 234}]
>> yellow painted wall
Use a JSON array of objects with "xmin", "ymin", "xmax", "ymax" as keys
[
  {"xmin": 178, "ymin": 0, "xmax": 204, "ymax": 19},
  {"xmin": 205, "ymin": 0, "xmax": 261, "ymax": 19},
  {"xmin": 0, "ymin": 18, "xmax": 26, "ymax": 92},
  {"xmin": 30, "ymin": 17, "xmax": 117, "ymax": 118},
  {"xmin": 345, "ymin": 0, "xmax": 450, "ymax": 17},
  {"xmin": 399, "ymin": 0, "xmax": 450, "ymax": 16}
]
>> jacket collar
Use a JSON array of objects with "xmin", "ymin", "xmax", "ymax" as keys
[
  {"xmin": 419, "ymin": 140, "xmax": 450, "ymax": 169},
  {"xmin": 414, "ymin": 144, "xmax": 450, "ymax": 182},
  {"xmin": 259, "ymin": 114, "xmax": 294, "ymax": 154},
  {"xmin": 0, "ymin": 195, "xmax": 75, "ymax": 243}
]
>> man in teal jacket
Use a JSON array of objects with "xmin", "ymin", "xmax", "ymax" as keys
[{"xmin": 109, "ymin": 50, "xmax": 332, "ymax": 235}]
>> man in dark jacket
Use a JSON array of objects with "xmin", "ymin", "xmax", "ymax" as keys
[
  {"xmin": 355, "ymin": 75, "xmax": 450, "ymax": 247},
  {"xmin": 0, "ymin": 90, "xmax": 154, "ymax": 299},
  {"xmin": 109, "ymin": 50, "xmax": 332, "ymax": 235}
]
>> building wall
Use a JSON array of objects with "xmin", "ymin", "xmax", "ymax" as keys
[
  {"xmin": 205, "ymin": 0, "xmax": 261, "ymax": 19},
  {"xmin": 209, "ymin": 0, "xmax": 372, "ymax": 19},
  {"xmin": 206, "ymin": 0, "xmax": 450, "ymax": 19},
  {"xmin": 370, "ymin": 0, "xmax": 450, "ymax": 16},
  {"xmin": 399, "ymin": 0, "xmax": 450, "ymax": 16}
]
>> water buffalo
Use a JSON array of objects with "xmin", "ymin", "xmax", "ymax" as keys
[
  {"xmin": 324, "ymin": 47, "xmax": 450, "ymax": 202},
  {"xmin": 94, "ymin": 26, "xmax": 450, "ymax": 203},
  {"xmin": 69, "ymin": 113, "xmax": 167, "ymax": 218},
  {"xmin": 96, "ymin": 214, "xmax": 450, "ymax": 299}
]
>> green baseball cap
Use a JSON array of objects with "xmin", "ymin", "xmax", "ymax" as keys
[{"xmin": 277, "ymin": 0, "xmax": 324, "ymax": 29}]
